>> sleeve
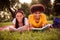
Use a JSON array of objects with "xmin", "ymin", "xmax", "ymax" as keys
[
  {"xmin": 25, "ymin": 18, "xmax": 28, "ymax": 25},
  {"xmin": 28, "ymin": 14, "xmax": 32, "ymax": 24},
  {"xmin": 12, "ymin": 18, "xmax": 16, "ymax": 24},
  {"xmin": 41, "ymin": 14, "xmax": 48, "ymax": 25},
  {"xmin": 28, "ymin": 15, "xmax": 30, "ymax": 24}
]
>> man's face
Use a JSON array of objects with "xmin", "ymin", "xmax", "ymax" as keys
[{"xmin": 33, "ymin": 11, "xmax": 41, "ymax": 20}]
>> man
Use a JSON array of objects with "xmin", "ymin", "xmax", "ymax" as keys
[{"xmin": 28, "ymin": 4, "xmax": 51, "ymax": 30}]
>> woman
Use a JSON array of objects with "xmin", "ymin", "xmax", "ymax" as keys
[
  {"xmin": 0, "ymin": 9, "xmax": 29, "ymax": 31},
  {"xmin": 28, "ymin": 4, "xmax": 51, "ymax": 30},
  {"xmin": 9, "ymin": 9, "xmax": 29, "ymax": 31}
]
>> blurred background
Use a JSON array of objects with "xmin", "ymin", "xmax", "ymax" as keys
[
  {"xmin": 0, "ymin": 0, "xmax": 60, "ymax": 40},
  {"xmin": 0, "ymin": 0, "xmax": 60, "ymax": 22}
]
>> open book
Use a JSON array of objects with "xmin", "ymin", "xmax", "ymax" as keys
[
  {"xmin": 32, "ymin": 24, "xmax": 51, "ymax": 30},
  {"xmin": 9, "ymin": 26, "xmax": 26, "ymax": 31}
]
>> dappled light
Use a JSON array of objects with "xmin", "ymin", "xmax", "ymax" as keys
[
  {"xmin": 19, "ymin": 0, "xmax": 32, "ymax": 4},
  {"xmin": 0, "ymin": 0, "xmax": 60, "ymax": 40},
  {"xmin": 51, "ymin": 0, "xmax": 55, "ymax": 5}
]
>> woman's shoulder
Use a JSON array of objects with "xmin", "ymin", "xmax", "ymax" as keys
[
  {"xmin": 25, "ymin": 18, "xmax": 28, "ymax": 20},
  {"xmin": 24, "ymin": 17, "xmax": 28, "ymax": 22},
  {"xmin": 13, "ymin": 18, "xmax": 28, "ymax": 21},
  {"xmin": 24, "ymin": 18, "xmax": 28, "ymax": 25},
  {"xmin": 12, "ymin": 18, "xmax": 16, "ymax": 24}
]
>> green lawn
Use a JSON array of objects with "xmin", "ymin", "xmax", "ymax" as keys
[
  {"xmin": 0, "ymin": 29, "xmax": 60, "ymax": 40},
  {"xmin": 0, "ymin": 21, "xmax": 60, "ymax": 40},
  {"xmin": 0, "ymin": 22, "xmax": 12, "ymax": 27}
]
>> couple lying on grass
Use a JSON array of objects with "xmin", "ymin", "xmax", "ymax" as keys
[{"xmin": 0, "ymin": 4, "xmax": 51, "ymax": 32}]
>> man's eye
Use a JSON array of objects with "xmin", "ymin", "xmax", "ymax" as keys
[{"xmin": 35, "ymin": 13, "xmax": 37, "ymax": 14}]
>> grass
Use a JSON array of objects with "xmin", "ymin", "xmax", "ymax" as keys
[
  {"xmin": 0, "ymin": 29, "xmax": 60, "ymax": 40},
  {"xmin": 0, "ymin": 22, "xmax": 12, "ymax": 27},
  {"xmin": 48, "ymin": 20, "xmax": 53, "ymax": 24},
  {"xmin": 0, "ymin": 20, "xmax": 60, "ymax": 40}
]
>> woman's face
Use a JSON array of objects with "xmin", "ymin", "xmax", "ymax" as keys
[
  {"xmin": 33, "ymin": 11, "xmax": 41, "ymax": 20},
  {"xmin": 16, "ymin": 12, "xmax": 24, "ymax": 23}
]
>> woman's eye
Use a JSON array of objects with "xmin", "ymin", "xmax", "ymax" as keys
[
  {"xmin": 20, "ymin": 15, "xmax": 22, "ymax": 17},
  {"xmin": 17, "ymin": 16, "xmax": 19, "ymax": 17}
]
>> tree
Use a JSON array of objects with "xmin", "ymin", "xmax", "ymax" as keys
[
  {"xmin": 0, "ymin": 0, "xmax": 19, "ymax": 18},
  {"xmin": 53, "ymin": 0, "xmax": 60, "ymax": 16},
  {"xmin": 0, "ymin": 0, "xmax": 16, "ymax": 11},
  {"xmin": 38, "ymin": 0, "xmax": 52, "ymax": 15},
  {"xmin": 31, "ymin": 0, "xmax": 39, "ymax": 5},
  {"xmin": 21, "ymin": 3, "xmax": 30, "ymax": 17}
]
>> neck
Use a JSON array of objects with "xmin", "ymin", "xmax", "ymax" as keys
[
  {"xmin": 19, "ymin": 23, "xmax": 23, "ymax": 27},
  {"xmin": 35, "ymin": 19, "xmax": 39, "ymax": 23},
  {"xmin": 18, "ymin": 22, "xmax": 23, "ymax": 27},
  {"xmin": 19, "ymin": 22, "xmax": 23, "ymax": 24}
]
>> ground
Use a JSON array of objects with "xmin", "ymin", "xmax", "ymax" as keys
[{"xmin": 0, "ymin": 20, "xmax": 60, "ymax": 40}]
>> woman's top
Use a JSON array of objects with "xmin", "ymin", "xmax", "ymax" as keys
[{"xmin": 12, "ymin": 18, "xmax": 28, "ymax": 26}]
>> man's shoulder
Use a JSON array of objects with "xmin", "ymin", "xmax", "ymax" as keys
[
  {"xmin": 40, "ymin": 13, "xmax": 46, "ymax": 15},
  {"xmin": 28, "ymin": 14, "xmax": 34, "ymax": 17},
  {"xmin": 40, "ymin": 13, "xmax": 46, "ymax": 17}
]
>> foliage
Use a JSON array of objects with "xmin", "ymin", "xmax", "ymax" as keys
[
  {"xmin": 31, "ymin": 0, "xmax": 39, "ymax": 5},
  {"xmin": 21, "ymin": 3, "xmax": 30, "ymax": 18},
  {"xmin": 53, "ymin": 0, "xmax": 60, "ymax": 16},
  {"xmin": 38, "ymin": 0, "xmax": 52, "ymax": 16},
  {"xmin": 0, "ymin": 22, "xmax": 12, "ymax": 27},
  {"xmin": 0, "ymin": 29, "xmax": 60, "ymax": 40},
  {"xmin": 0, "ymin": 0, "xmax": 60, "ymax": 22}
]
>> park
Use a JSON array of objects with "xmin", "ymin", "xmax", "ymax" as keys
[{"xmin": 0, "ymin": 0, "xmax": 60, "ymax": 40}]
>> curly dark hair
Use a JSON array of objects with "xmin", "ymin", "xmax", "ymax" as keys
[{"xmin": 30, "ymin": 4, "xmax": 45, "ymax": 13}]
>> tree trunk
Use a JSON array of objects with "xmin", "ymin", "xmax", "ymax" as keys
[{"xmin": 8, "ymin": 7, "xmax": 16, "ymax": 18}]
